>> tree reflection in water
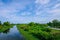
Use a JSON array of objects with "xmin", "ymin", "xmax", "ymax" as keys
[{"xmin": 3, "ymin": 29, "xmax": 10, "ymax": 34}]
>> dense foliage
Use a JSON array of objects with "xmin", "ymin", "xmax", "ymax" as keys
[
  {"xmin": 3, "ymin": 21, "xmax": 11, "ymax": 26},
  {"xmin": 0, "ymin": 20, "xmax": 60, "ymax": 40},
  {"xmin": 17, "ymin": 22, "xmax": 60, "ymax": 40},
  {"xmin": 0, "ymin": 21, "xmax": 14, "ymax": 33},
  {"xmin": 0, "ymin": 21, "xmax": 2, "ymax": 25},
  {"xmin": 47, "ymin": 19, "xmax": 60, "ymax": 28}
]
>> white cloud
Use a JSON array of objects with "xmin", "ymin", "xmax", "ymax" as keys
[
  {"xmin": 0, "ymin": 0, "xmax": 60, "ymax": 23},
  {"xmin": 48, "ymin": 9, "xmax": 60, "ymax": 17},
  {"xmin": 0, "ymin": 0, "xmax": 35, "ymax": 23},
  {"xmin": 53, "ymin": 3, "xmax": 60, "ymax": 8},
  {"xmin": 0, "ymin": 0, "xmax": 32, "ymax": 19},
  {"xmin": 35, "ymin": 0, "xmax": 60, "ymax": 23},
  {"xmin": 20, "ymin": 12, "xmax": 31, "ymax": 16},
  {"xmin": 49, "ymin": 9, "xmax": 60, "ymax": 13},
  {"xmin": 35, "ymin": 0, "xmax": 50, "ymax": 5},
  {"xmin": 35, "ymin": 11, "xmax": 43, "ymax": 16}
]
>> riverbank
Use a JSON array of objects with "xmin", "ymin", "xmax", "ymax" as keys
[
  {"xmin": 0, "ymin": 24, "xmax": 14, "ymax": 33},
  {"xmin": 17, "ymin": 24, "xmax": 60, "ymax": 40},
  {"xmin": 0, "ymin": 26, "xmax": 24, "ymax": 40},
  {"xmin": 17, "ymin": 25, "xmax": 39, "ymax": 40},
  {"xmin": 0, "ymin": 24, "xmax": 60, "ymax": 40}
]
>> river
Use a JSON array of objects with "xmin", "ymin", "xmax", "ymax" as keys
[{"xmin": 0, "ymin": 26, "xmax": 25, "ymax": 40}]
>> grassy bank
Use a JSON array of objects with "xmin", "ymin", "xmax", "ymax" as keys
[
  {"xmin": 17, "ymin": 23, "xmax": 60, "ymax": 40},
  {"xmin": 17, "ymin": 24, "xmax": 39, "ymax": 40},
  {"xmin": 0, "ymin": 24, "xmax": 14, "ymax": 33}
]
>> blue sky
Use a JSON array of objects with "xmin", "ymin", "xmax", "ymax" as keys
[{"xmin": 0, "ymin": 0, "xmax": 60, "ymax": 23}]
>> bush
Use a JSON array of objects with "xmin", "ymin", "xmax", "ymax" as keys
[
  {"xmin": 0, "ymin": 21, "xmax": 2, "ymax": 25},
  {"xmin": 0, "ymin": 25, "xmax": 2, "ymax": 29},
  {"xmin": 32, "ymin": 31, "xmax": 54, "ymax": 40},
  {"xmin": 28, "ymin": 22, "xmax": 35, "ymax": 26},
  {"xmin": 3, "ymin": 21, "xmax": 10, "ymax": 26},
  {"xmin": 41, "ymin": 28, "xmax": 51, "ymax": 32}
]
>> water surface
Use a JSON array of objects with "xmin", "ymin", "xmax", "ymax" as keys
[{"xmin": 0, "ymin": 26, "xmax": 24, "ymax": 40}]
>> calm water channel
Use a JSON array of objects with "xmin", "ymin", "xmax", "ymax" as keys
[{"xmin": 0, "ymin": 26, "xmax": 25, "ymax": 40}]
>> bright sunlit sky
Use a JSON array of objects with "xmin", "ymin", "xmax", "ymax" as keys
[{"xmin": 0, "ymin": 0, "xmax": 60, "ymax": 23}]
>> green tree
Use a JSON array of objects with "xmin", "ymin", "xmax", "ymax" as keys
[
  {"xmin": 47, "ymin": 19, "xmax": 60, "ymax": 28},
  {"xmin": 0, "ymin": 21, "xmax": 2, "ymax": 25},
  {"xmin": 47, "ymin": 22, "xmax": 52, "ymax": 27},
  {"xmin": 3, "ymin": 21, "xmax": 10, "ymax": 26},
  {"xmin": 52, "ymin": 20, "xmax": 58, "ymax": 26},
  {"xmin": 28, "ymin": 22, "xmax": 35, "ymax": 26}
]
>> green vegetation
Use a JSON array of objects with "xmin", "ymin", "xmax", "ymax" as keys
[
  {"xmin": 0, "ymin": 21, "xmax": 14, "ymax": 33},
  {"xmin": 0, "ymin": 21, "xmax": 2, "ymax": 25},
  {"xmin": 17, "ymin": 22, "xmax": 60, "ymax": 40},
  {"xmin": 0, "ymin": 20, "xmax": 60, "ymax": 40},
  {"xmin": 47, "ymin": 19, "xmax": 60, "ymax": 28}
]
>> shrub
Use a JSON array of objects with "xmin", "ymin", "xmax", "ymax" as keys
[{"xmin": 3, "ymin": 21, "xmax": 10, "ymax": 26}]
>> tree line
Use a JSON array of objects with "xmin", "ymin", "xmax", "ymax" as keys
[
  {"xmin": 47, "ymin": 19, "xmax": 60, "ymax": 28},
  {"xmin": 0, "ymin": 21, "xmax": 10, "ymax": 26},
  {"xmin": 0, "ymin": 19, "xmax": 60, "ymax": 28}
]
